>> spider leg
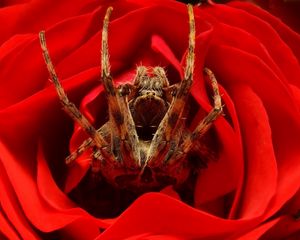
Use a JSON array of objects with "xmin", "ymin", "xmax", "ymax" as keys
[
  {"xmin": 39, "ymin": 31, "xmax": 109, "ymax": 153},
  {"xmin": 163, "ymin": 68, "xmax": 222, "ymax": 173},
  {"xmin": 180, "ymin": 67, "xmax": 223, "ymax": 154},
  {"xmin": 101, "ymin": 7, "xmax": 140, "ymax": 167},
  {"xmin": 65, "ymin": 118, "xmax": 112, "ymax": 165},
  {"xmin": 65, "ymin": 138, "xmax": 94, "ymax": 165},
  {"xmin": 147, "ymin": 4, "xmax": 195, "ymax": 166},
  {"xmin": 146, "ymin": 68, "xmax": 222, "ymax": 183}
]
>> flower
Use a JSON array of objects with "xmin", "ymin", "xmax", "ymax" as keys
[{"xmin": 1, "ymin": 0, "xmax": 300, "ymax": 239}]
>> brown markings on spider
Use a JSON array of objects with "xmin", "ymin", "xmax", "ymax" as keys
[{"xmin": 39, "ymin": 4, "xmax": 223, "ymax": 193}]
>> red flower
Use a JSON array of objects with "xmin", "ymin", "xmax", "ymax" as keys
[{"xmin": 1, "ymin": 0, "xmax": 300, "ymax": 239}]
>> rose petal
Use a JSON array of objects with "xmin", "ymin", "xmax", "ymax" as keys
[
  {"xmin": 0, "ymin": 67, "xmax": 109, "ymax": 231},
  {"xmin": 210, "ymin": 22, "xmax": 285, "ymax": 82},
  {"xmin": 1, "ymin": 0, "xmax": 31, "ymax": 7},
  {"xmin": 203, "ymin": 2, "xmax": 300, "ymax": 88},
  {"xmin": 0, "ymin": 0, "xmax": 101, "ymax": 45},
  {"xmin": 188, "ymin": 25, "xmax": 244, "ymax": 217},
  {"xmin": 59, "ymin": 217, "xmax": 101, "ymax": 240},
  {"xmin": 207, "ymin": 44, "xmax": 300, "ymax": 218},
  {"xmin": 59, "ymin": 4, "xmax": 208, "ymax": 80},
  {"xmin": 151, "ymin": 34, "xmax": 182, "ymax": 75},
  {"xmin": 160, "ymin": 186, "xmax": 181, "ymax": 200},
  {"xmin": 63, "ymin": 156, "xmax": 91, "ymax": 194},
  {"xmin": 237, "ymin": 217, "xmax": 281, "ymax": 240},
  {"xmin": 194, "ymin": 116, "xmax": 244, "ymax": 218},
  {"xmin": 96, "ymin": 193, "xmax": 262, "ymax": 240},
  {"xmin": 259, "ymin": 216, "xmax": 300, "ymax": 239},
  {"xmin": 229, "ymin": 85, "xmax": 277, "ymax": 218},
  {"xmin": 234, "ymin": 0, "xmax": 300, "ymax": 34},
  {"xmin": 258, "ymin": 188, "xmax": 300, "ymax": 239},
  {"xmin": 289, "ymin": 84, "xmax": 300, "ymax": 110},
  {"xmin": 194, "ymin": 87, "xmax": 244, "ymax": 215},
  {"xmin": 228, "ymin": 1, "xmax": 300, "ymax": 62},
  {"xmin": 0, "ymin": 210, "xmax": 21, "ymax": 240},
  {"xmin": 124, "ymin": 233, "xmax": 185, "ymax": 240},
  {"xmin": 0, "ymin": 162, "xmax": 40, "ymax": 239},
  {"xmin": 0, "ymin": 6, "xmax": 102, "ymax": 109},
  {"xmin": 0, "ymin": 141, "xmax": 89, "ymax": 231},
  {"xmin": 37, "ymin": 141, "xmax": 82, "ymax": 211}
]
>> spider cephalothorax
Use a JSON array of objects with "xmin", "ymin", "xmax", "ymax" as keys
[
  {"xmin": 128, "ymin": 67, "xmax": 172, "ymax": 140},
  {"xmin": 39, "ymin": 4, "xmax": 223, "ymax": 193}
]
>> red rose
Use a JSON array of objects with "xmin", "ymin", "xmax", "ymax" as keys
[{"xmin": 1, "ymin": 0, "xmax": 300, "ymax": 239}]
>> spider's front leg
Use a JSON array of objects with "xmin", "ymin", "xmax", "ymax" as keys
[
  {"xmin": 100, "ymin": 7, "xmax": 140, "ymax": 167},
  {"xmin": 65, "ymin": 123, "xmax": 111, "ymax": 165},
  {"xmin": 180, "ymin": 68, "xmax": 223, "ymax": 154},
  {"xmin": 167, "ymin": 68, "xmax": 223, "ymax": 172},
  {"xmin": 65, "ymin": 138, "xmax": 94, "ymax": 165},
  {"xmin": 146, "ymin": 4, "xmax": 195, "ymax": 167},
  {"xmin": 39, "ymin": 31, "xmax": 112, "ymax": 165},
  {"xmin": 147, "ymin": 5, "xmax": 223, "ymax": 176}
]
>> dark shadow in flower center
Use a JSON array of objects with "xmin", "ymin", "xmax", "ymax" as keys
[
  {"xmin": 68, "ymin": 168, "xmax": 199, "ymax": 218},
  {"xmin": 67, "ymin": 147, "xmax": 214, "ymax": 219}
]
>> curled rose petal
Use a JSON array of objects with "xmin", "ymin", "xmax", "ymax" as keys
[
  {"xmin": 0, "ymin": 162, "xmax": 40, "ymax": 239},
  {"xmin": 242, "ymin": 0, "xmax": 300, "ymax": 34},
  {"xmin": 220, "ymin": 1, "xmax": 300, "ymax": 68},
  {"xmin": 95, "ymin": 193, "xmax": 262, "ymax": 240},
  {"xmin": 236, "ymin": 217, "xmax": 281, "ymax": 240},
  {"xmin": 0, "ymin": 0, "xmax": 104, "ymax": 45}
]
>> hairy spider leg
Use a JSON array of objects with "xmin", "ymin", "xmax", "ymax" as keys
[
  {"xmin": 39, "ymin": 31, "xmax": 111, "ymax": 165},
  {"xmin": 146, "ymin": 4, "xmax": 195, "ymax": 168},
  {"xmin": 180, "ymin": 68, "xmax": 223, "ymax": 154},
  {"xmin": 166, "ymin": 67, "xmax": 223, "ymax": 172},
  {"xmin": 64, "ymin": 121, "xmax": 112, "ymax": 165},
  {"xmin": 100, "ymin": 7, "xmax": 140, "ymax": 167},
  {"xmin": 65, "ymin": 138, "xmax": 94, "ymax": 165}
]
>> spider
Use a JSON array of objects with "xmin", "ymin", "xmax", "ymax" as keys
[{"xmin": 39, "ymin": 4, "xmax": 223, "ymax": 193}]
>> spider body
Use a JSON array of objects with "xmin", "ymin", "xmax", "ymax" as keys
[
  {"xmin": 129, "ymin": 68, "xmax": 170, "ymax": 141},
  {"xmin": 39, "ymin": 4, "xmax": 223, "ymax": 193},
  {"xmin": 94, "ymin": 66, "xmax": 189, "ymax": 192}
]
